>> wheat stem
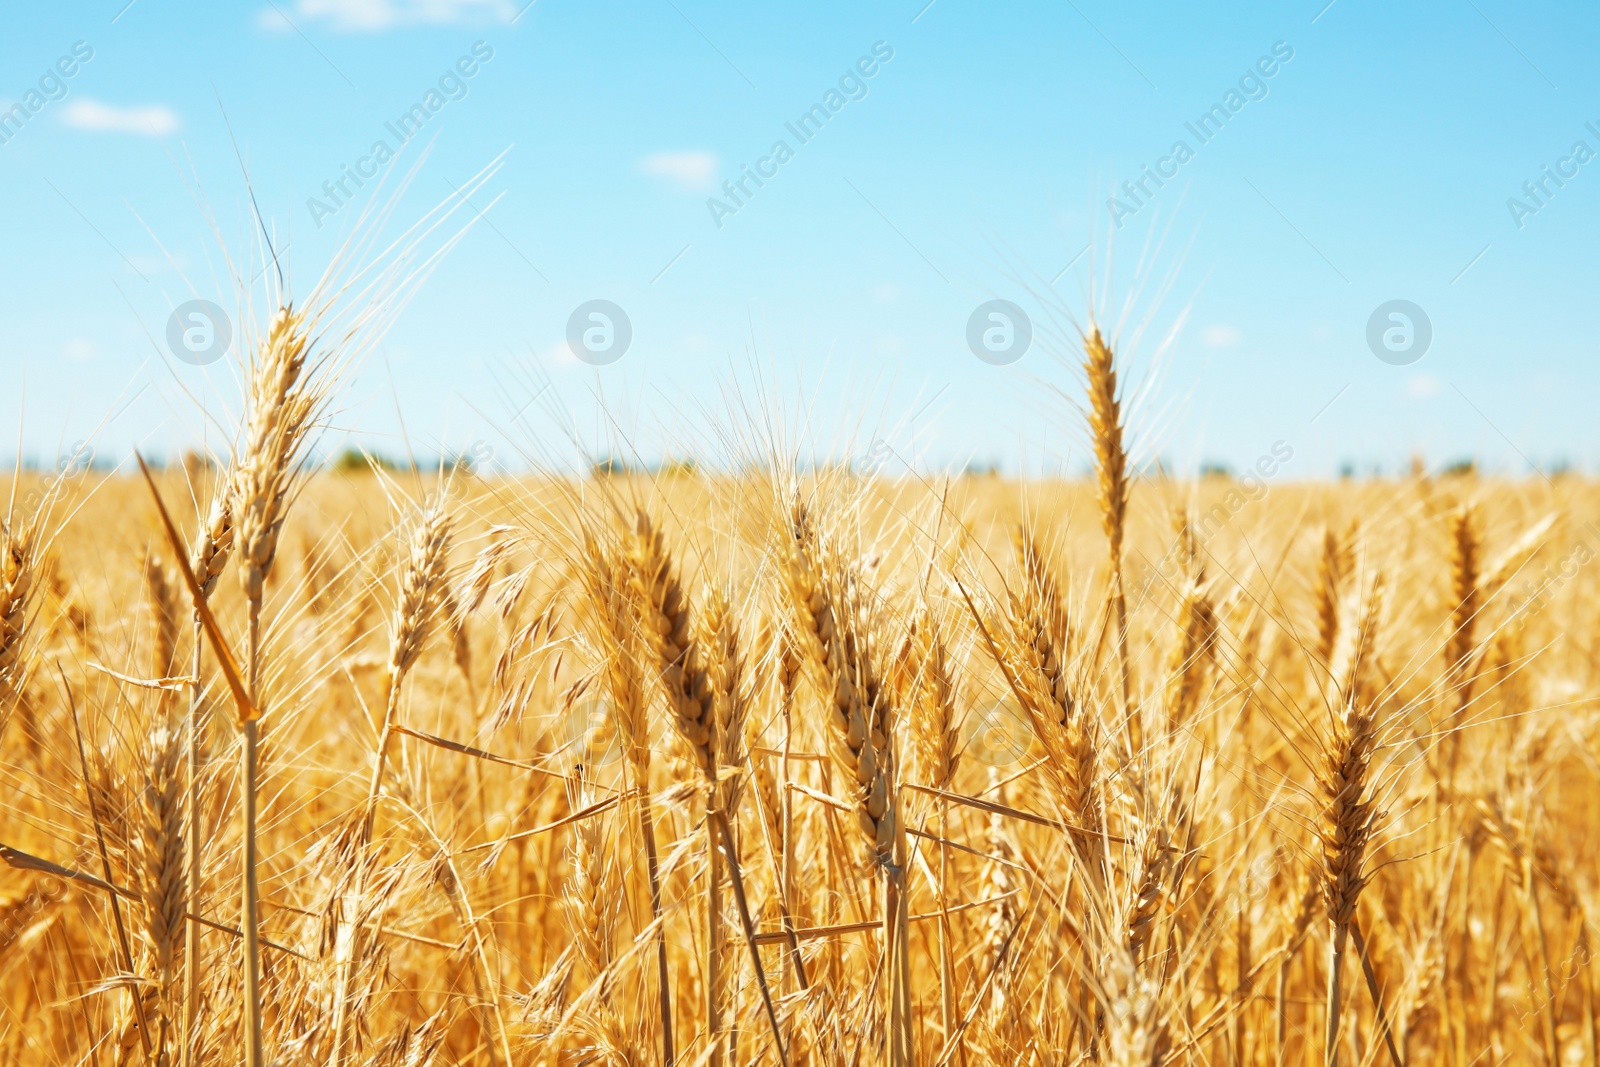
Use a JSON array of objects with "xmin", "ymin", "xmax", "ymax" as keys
[
  {"xmin": 241, "ymin": 608, "xmax": 265, "ymax": 1067},
  {"xmin": 183, "ymin": 620, "xmax": 204, "ymax": 1067}
]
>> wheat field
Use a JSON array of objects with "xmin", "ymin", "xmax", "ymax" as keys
[{"xmin": 1, "ymin": 305, "xmax": 1595, "ymax": 1067}]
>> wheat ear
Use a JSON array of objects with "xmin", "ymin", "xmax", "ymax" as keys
[
  {"xmin": 576, "ymin": 526, "xmax": 674, "ymax": 1067},
  {"xmin": 1084, "ymin": 327, "xmax": 1134, "ymax": 748},
  {"xmin": 232, "ymin": 304, "xmax": 317, "ymax": 1067},
  {"xmin": 625, "ymin": 510, "xmax": 726, "ymax": 1065},
  {"xmin": 908, "ymin": 609, "xmax": 961, "ymax": 1043},
  {"xmin": 1313, "ymin": 522, "xmax": 1355, "ymax": 668},
  {"xmin": 327, "ymin": 494, "xmax": 453, "ymax": 1067},
  {"xmin": 1315, "ymin": 695, "xmax": 1381, "ymax": 1067},
  {"xmin": 703, "ymin": 589, "xmax": 759, "ymax": 1063},
  {"xmin": 1163, "ymin": 578, "xmax": 1216, "ymax": 735},
  {"xmin": 140, "ymin": 546, "xmax": 185, "ymax": 1064},
  {"xmin": 137, "ymin": 722, "xmax": 187, "ymax": 1063},
  {"xmin": 779, "ymin": 496, "xmax": 910, "ymax": 1066},
  {"xmin": 364, "ymin": 494, "xmax": 453, "ymax": 838},
  {"xmin": 1444, "ymin": 504, "xmax": 1480, "ymax": 784},
  {"xmin": 143, "ymin": 553, "xmax": 181, "ymax": 680},
  {"xmin": 0, "ymin": 510, "xmax": 38, "ymax": 716},
  {"xmin": 981, "ymin": 543, "xmax": 1104, "ymax": 860}
]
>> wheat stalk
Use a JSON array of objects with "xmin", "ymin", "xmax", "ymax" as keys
[
  {"xmin": 182, "ymin": 480, "xmax": 231, "ymax": 1067},
  {"xmin": 364, "ymin": 493, "xmax": 453, "ymax": 837},
  {"xmin": 906, "ymin": 608, "xmax": 962, "ymax": 1044},
  {"xmin": 625, "ymin": 509, "xmax": 727, "ymax": 1065},
  {"xmin": 974, "ymin": 548, "xmax": 1104, "ymax": 864},
  {"xmin": 575, "ymin": 523, "xmax": 675, "ymax": 1067},
  {"xmin": 0, "ymin": 510, "xmax": 37, "ymax": 719},
  {"xmin": 136, "ymin": 721, "xmax": 187, "ymax": 1063},
  {"xmin": 778, "ymin": 493, "xmax": 910, "ymax": 1066},
  {"xmin": 328, "ymin": 493, "xmax": 453, "ymax": 1066},
  {"xmin": 1444, "ymin": 505, "xmax": 1481, "ymax": 785},
  {"xmin": 1314, "ymin": 694, "xmax": 1382, "ymax": 1067},
  {"xmin": 1084, "ymin": 327, "xmax": 1134, "ymax": 747},
  {"xmin": 1314, "ymin": 522, "xmax": 1356, "ymax": 669},
  {"xmin": 232, "ymin": 304, "xmax": 319, "ymax": 1067},
  {"xmin": 143, "ymin": 553, "xmax": 181, "ymax": 680}
]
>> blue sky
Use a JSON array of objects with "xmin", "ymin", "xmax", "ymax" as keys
[{"xmin": 1, "ymin": 0, "xmax": 1597, "ymax": 476}]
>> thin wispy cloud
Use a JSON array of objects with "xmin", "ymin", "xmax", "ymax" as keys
[
  {"xmin": 60, "ymin": 99, "xmax": 179, "ymax": 136},
  {"xmin": 640, "ymin": 151, "xmax": 719, "ymax": 193},
  {"xmin": 1406, "ymin": 373, "xmax": 1441, "ymax": 400},
  {"xmin": 260, "ymin": 0, "xmax": 514, "ymax": 32}
]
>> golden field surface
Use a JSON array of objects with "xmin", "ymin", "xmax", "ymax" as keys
[{"xmin": 2, "ymin": 456, "xmax": 1597, "ymax": 1067}]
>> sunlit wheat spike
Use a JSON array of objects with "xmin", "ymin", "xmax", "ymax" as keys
[
  {"xmin": 388, "ymin": 497, "xmax": 454, "ymax": 676},
  {"xmin": 1084, "ymin": 325, "xmax": 1134, "ymax": 737},
  {"xmin": 189, "ymin": 487, "xmax": 234, "ymax": 601},
  {"xmin": 1314, "ymin": 519, "xmax": 1357, "ymax": 668},
  {"xmin": 978, "ymin": 573, "xmax": 1103, "ymax": 853},
  {"xmin": 575, "ymin": 529, "xmax": 652, "ymax": 775},
  {"xmin": 703, "ymin": 586, "xmax": 750, "ymax": 810},
  {"xmin": 625, "ymin": 508, "xmax": 717, "ymax": 779},
  {"xmin": 1011, "ymin": 522, "xmax": 1073, "ymax": 709},
  {"xmin": 908, "ymin": 610, "xmax": 960, "ymax": 792},
  {"xmin": 136, "ymin": 722, "xmax": 187, "ymax": 1060},
  {"xmin": 142, "ymin": 552, "xmax": 181, "ymax": 679},
  {"xmin": 0, "ymin": 512, "xmax": 37, "ymax": 707},
  {"xmin": 778, "ymin": 495, "xmax": 898, "ymax": 870},
  {"xmin": 231, "ymin": 302, "xmax": 322, "ymax": 1067},
  {"xmin": 1315, "ymin": 694, "xmax": 1382, "ymax": 1066},
  {"xmin": 1446, "ymin": 504, "xmax": 1481, "ymax": 678},
  {"xmin": 234, "ymin": 304, "xmax": 317, "ymax": 608},
  {"xmin": 1163, "ymin": 575, "xmax": 1216, "ymax": 733}
]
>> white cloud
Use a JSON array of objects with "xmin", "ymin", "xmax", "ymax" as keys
[
  {"xmin": 640, "ymin": 151, "xmax": 719, "ymax": 193},
  {"xmin": 871, "ymin": 283, "xmax": 902, "ymax": 304},
  {"xmin": 1405, "ymin": 373, "xmax": 1441, "ymax": 399},
  {"xmin": 62, "ymin": 338, "xmax": 96, "ymax": 363},
  {"xmin": 1201, "ymin": 324, "xmax": 1243, "ymax": 349},
  {"xmin": 256, "ymin": 7, "xmax": 295, "ymax": 30},
  {"xmin": 61, "ymin": 99, "xmax": 179, "ymax": 136},
  {"xmin": 544, "ymin": 340, "xmax": 581, "ymax": 367},
  {"xmin": 262, "ymin": 0, "xmax": 514, "ymax": 33}
]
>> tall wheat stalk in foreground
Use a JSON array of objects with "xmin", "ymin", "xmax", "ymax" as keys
[
  {"xmin": 781, "ymin": 494, "xmax": 911, "ymax": 1067},
  {"xmin": 1085, "ymin": 327, "xmax": 1134, "ymax": 750},
  {"xmin": 626, "ymin": 510, "xmax": 731, "ymax": 1065},
  {"xmin": 1314, "ymin": 577, "xmax": 1388, "ymax": 1067},
  {"xmin": 232, "ymin": 305, "xmax": 317, "ymax": 1067},
  {"xmin": 1316, "ymin": 694, "xmax": 1381, "ymax": 1067},
  {"xmin": 575, "ymin": 524, "xmax": 676, "ymax": 1066},
  {"xmin": 327, "ymin": 491, "xmax": 455, "ymax": 1066}
]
